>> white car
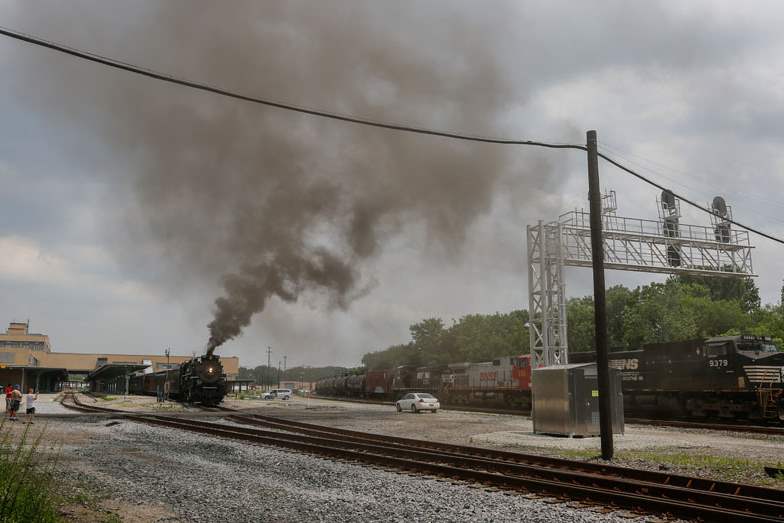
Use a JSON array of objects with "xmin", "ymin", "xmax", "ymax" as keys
[
  {"xmin": 395, "ymin": 392, "xmax": 440, "ymax": 413},
  {"xmin": 263, "ymin": 389, "xmax": 292, "ymax": 400}
]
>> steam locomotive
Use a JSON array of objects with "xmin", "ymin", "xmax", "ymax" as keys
[
  {"xmin": 317, "ymin": 335, "xmax": 784, "ymax": 422},
  {"xmin": 129, "ymin": 353, "xmax": 228, "ymax": 406}
]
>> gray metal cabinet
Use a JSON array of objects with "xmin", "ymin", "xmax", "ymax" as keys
[{"xmin": 532, "ymin": 363, "xmax": 624, "ymax": 437}]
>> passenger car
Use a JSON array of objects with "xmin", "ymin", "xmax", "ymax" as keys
[{"xmin": 395, "ymin": 392, "xmax": 440, "ymax": 413}]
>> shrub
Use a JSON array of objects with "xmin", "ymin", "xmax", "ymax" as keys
[{"xmin": 0, "ymin": 421, "xmax": 59, "ymax": 522}]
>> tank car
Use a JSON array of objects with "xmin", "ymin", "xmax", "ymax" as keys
[{"xmin": 345, "ymin": 374, "xmax": 366, "ymax": 398}]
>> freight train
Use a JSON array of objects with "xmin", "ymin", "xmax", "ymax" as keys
[
  {"xmin": 129, "ymin": 353, "xmax": 228, "ymax": 406},
  {"xmin": 316, "ymin": 354, "xmax": 533, "ymax": 409},
  {"xmin": 316, "ymin": 335, "xmax": 784, "ymax": 422}
]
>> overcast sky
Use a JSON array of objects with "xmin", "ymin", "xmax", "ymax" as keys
[{"xmin": 1, "ymin": 1, "xmax": 783, "ymax": 368}]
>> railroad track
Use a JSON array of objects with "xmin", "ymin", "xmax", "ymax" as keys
[
  {"xmin": 625, "ymin": 417, "xmax": 784, "ymax": 436},
  {"xmin": 60, "ymin": 392, "xmax": 116, "ymax": 413},
  {"xmin": 61, "ymin": 393, "xmax": 783, "ymax": 521},
  {"xmin": 313, "ymin": 395, "xmax": 784, "ymax": 436}
]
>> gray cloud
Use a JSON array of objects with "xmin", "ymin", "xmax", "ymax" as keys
[{"xmin": 1, "ymin": 1, "xmax": 783, "ymax": 365}]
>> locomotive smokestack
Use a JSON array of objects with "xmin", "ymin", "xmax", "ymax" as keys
[{"xmin": 205, "ymin": 339, "xmax": 218, "ymax": 358}]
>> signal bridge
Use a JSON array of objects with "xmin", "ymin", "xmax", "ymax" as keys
[{"xmin": 527, "ymin": 190, "xmax": 755, "ymax": 369}]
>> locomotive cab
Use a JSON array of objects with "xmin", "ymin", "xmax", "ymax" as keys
[
  {"xmin": 733, "ymin": 336, "xmax": 784, "ymax": 392},
  {"xmin": 704, "ymin": 335, "xmax": 784, "ymax": 390}
]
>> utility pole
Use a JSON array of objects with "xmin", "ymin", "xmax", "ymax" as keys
[
  {"xmin": 277, "ymin": 360, "xmax": 282, "ymax": 388},
  {"xmin": 165, "ymin": 347, "xmax": 171, "ymax": 401},
  {"xmin": 266, "ymin": 346, "xmax": 272, "ymax": 392},
  {"xmin": 283, "ymin": 355, "xmax": 287, "ymax": 381},
  {"xmin": 586, "ymin": 129, "xmax": 613, "ymax": 460}
]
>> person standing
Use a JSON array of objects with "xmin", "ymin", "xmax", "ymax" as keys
[
  {"xmin": 4, "ymin": 384, "xmax": 12, "ymax": 417},
  {"xmin": 24, "ymin": 387, "xmax": 38, "ymax": 424},
  {"xmin": 9, "ymin": 385, "xmax": 22, "ymax": 421}
]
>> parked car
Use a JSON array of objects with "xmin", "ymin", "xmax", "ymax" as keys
[
  {"xmin": 263, "ymin": 388, "xmax": 292, "ymax": 400},
  {"xmin": 395, "ymin": 392, "xmax": 440, "ymax": 413}
]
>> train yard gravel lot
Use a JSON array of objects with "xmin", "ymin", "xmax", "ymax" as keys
[
  {"xmin": 222, "ymin": 396, "xmax": 784, "ymax": 487},
  {"xmin": 50, "ymin": 417, "xmax": 652, "ymax": 522},
  {"xmin": 14, "ymin": 394, "xmax": 782, "ymax": 521}
]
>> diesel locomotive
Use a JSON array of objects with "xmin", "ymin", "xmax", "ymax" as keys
[
  {"xmin": 570, "ymin": 335, "xmax": 784, "ymax": 421},
  {"xmin": 316, "ymin": 354, "xmax": 533, "ymax": 409},
  {"xmin": 129, "ymin": 353, "xmax": 228, "ymax": 406},
  {"xmin": 316, "ymin": 335, "xmax": 784, "ymax": 422}
]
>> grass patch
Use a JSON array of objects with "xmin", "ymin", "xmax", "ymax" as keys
[
  {"xmin": 54, "ymin": 478, "xmax": 128, "ymax": 523},
  {"xmin": 152, "ymin": 402, "xmax": 178, "ymax": 411},
  {"xmin": 546, "ymin": 446, "xmax": 784, "ymax": 487},
  {"xmin": 622, "ymin": 449, "xmax": 754, "ymax": 471},
  {"xmin": 0, "ymin": 421, "xmax": 60, "ymax": 522}
]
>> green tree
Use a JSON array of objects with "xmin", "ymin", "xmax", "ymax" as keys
[
  {"xmin": 672, "ymin": 275, "xmax": 760, "ymax": 313},
  {"xmin": 359, "ymin": 276, "xmax": 782, "ymax": 368},
  {"xmin": 566, "ymin": 296, "xmax": 594, "ymax": 352},
  {"xmin": 780, "ymin": 280, "xmax": 784, "ymax": 309},
  {"xmin": 621, "ymin": 281, "xmax": 699, "ymax": 347}
]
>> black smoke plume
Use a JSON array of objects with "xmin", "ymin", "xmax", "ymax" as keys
[{"xmin": 5, "ymin": 2, "xmax": 558, "ymax": 353}]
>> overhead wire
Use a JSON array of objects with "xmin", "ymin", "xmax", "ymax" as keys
[
  {"xmin": 596, "ymin": 151, "xmax": 784, "ymax": 245},
  {"xmin": 0, "ymin": 25, "xmax": 783, "ymax": 247},
  {"xmin": 0, "ymin": 26, "xmax": 584, "ymax": 152},
  {"xmin": 600, "ymin": 141, "xmax": 784, "ymax": 214},
  {"xmin": 598, "ymin": 143, "xmax": 784, "ymax": 228}
]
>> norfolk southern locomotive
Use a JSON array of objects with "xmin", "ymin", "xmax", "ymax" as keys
[
  {"xmin": 570, "ymin": 335, "xmax": 784, "ymax": 421},
  {"xmin": 129, "ymin": 353, "xmax": 228, "ymax": 406}
]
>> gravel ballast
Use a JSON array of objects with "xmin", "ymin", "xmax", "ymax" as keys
[{"xmin": 62, "ymin": 419, "xmax": 652, "ymax": 522}]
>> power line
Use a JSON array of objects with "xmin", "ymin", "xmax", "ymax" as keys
[
  {"xmin": 599, "ymin": 144, "xmax": 784, "ymax": 230},
  {"xmin": 0, "ymin": 26, "xmax": 583, "ymax": 151},
  {"xmin": 600, "ymin": 141, "xmax": 784, "ymax": 215},
  {"xmin": 1, "ymin": 25, "xmax": 782, "ymax": 247},
  {"xmin": 596, "ymin": 151, "xmax": 784, "ymax": 246}
]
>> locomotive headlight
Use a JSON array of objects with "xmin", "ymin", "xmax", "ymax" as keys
[{"xmin": 208, "ymin": 367, "xmax": 214, "ymax": 374}]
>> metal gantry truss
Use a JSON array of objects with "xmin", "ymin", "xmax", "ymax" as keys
[{"xmin": 527, "ymin": 192, "xmax": 755, "ymax": 368}]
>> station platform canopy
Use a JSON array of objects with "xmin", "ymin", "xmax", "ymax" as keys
[
  {"xmin": 0, "ymin": 366, "xmax": 68, "ymax": 393},
  {"xmin": 87, "ymin": 363, "xmax": 150, "ymax": 395},
  {"xmin": 86, "ymin": 363, "xmax": 149, "ymax": 382}
]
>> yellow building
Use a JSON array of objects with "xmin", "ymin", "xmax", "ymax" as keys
[{"xmin": 0, "ymin": 322, "xmax": 240, "ymax": 392}]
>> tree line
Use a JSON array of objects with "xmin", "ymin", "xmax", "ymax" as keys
[
  {"xmin": 238, "ymin": 365, "xmax": 351, "ymax": 384},
  {"xmin": 238, "ymin": 276, "xmax": 783, "ymax": 379},
  {"xmin": 361, "ymin": 276, "xmax": 783, "ymax": 370}
]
